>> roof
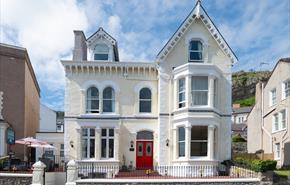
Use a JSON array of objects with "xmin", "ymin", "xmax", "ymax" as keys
[
  {"xmin": 232, "ymin": 106, "xmax": 253, "ymax": 114},
  {"xmin": 156, "ymin": 1, "xmax": 238, "ymax": 64},
  {"xmin": 86, "ymin": 27, "xmax": 119, "ymax": 61},
  {"xmin": 232, "ymin": 123, "xmax": 247, "ymax": 132}
]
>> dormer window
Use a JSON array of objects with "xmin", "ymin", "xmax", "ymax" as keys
[
  {"xmin": 94, "ymin": 44, "xmax": 109, "ymax": 60},
  {"xmin": 189, "ymin": 40, "xmax": 203, "ymax": 62}
]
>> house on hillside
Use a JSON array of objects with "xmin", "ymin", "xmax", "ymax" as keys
[
  {"xmin": 247, "ymin": 58, "xmax": 290, "ymax": 168},
  {"xmin": 61, "ymin": 1, "xmax": 237, "ymax": 174}
]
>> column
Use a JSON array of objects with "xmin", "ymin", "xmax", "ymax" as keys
[
  {"xmin": 114, "ymin": 128, "xmax": 120, "ymax": 160},
  {"xmin": 208, "ymin": 125, "xmax": 215, "ymax": 160},
  {"xmin": 173, "ymin": 80, "xmax": 178, "ymax": 109},
  {"xmin": 99, "ymin": 90, "xmax": 103, "ymax": 114},
  {"xmin": 76, "ymin": 128, "xmax": 82, "ymax": 159},
  {"xmin": 80, "ymin": 90, "xmax": 85, "ymax": 114},
  {"xmin": 185, "ymin": 126, "xmax": 191, "ymax": 160},
  {"xmin": 185, "ymin": 75, "xmax": 192, "ymax": 108},
  {"xmin": 208, "ymin": 75, "xmax": 215, "ymax": 108},
  {"xmin": 172, "ymin": 128, "xmax": 177, "ymax": 160},
  {"xmin": 95, "ymin": 127, "xmax": 101, "ymax": 160}
]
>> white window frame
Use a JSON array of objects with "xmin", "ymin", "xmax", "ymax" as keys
[
  {"xmin": 93, "ymin": 43, "xmax": 109, "ymax": 61},
  {"xmin": 273, "ymin": 113, "xmax": 279, "ymax": 132},
  {"xmin": 101, "ymin": 128, "xmax": 114, "ymax": 159},
  {"xmin": 188, "ymin": 40, "xmax": 203, "ymax": 63},
  {"xmin": 280, "ymin": 109, "xmax": 287, "ymax": 130},
  {"xmin": 102, "ymin": 87, "xmax": 115, "ymax": 113},
  {"xmin": 283, "ymin": 80, "xmax": 290, "ymax": 99},
  {"xmin": 139, "ymin": 88, "xmax": 152, "ymax": 113},
  {"xmin": 86, "ymin": 87, "xmax": 100, "ymax": 113},
  {"xmin": 60, "ymin": 144, "xmax": 64, "ymax": 158},
  {"xmin": 270, "ymin": 88, "xmax": 277, "ymax": 106},
  {"xmin": 191, "ymin": 76, "xmax": 209, "ymax": 106},
  {"xmin": 275, "ymin": 143, "xmax": 281, "ymax": 160},
  {"xmin": 81, "ymin": 128, "xmax": 95, "ymax": 159},
  {"xmin": 178, "ymin": 127, "xmax": 185, "ymax": 157},
  {"xmin": 190, "ymin": 126, "xmax": 208, "ymax": 157},
  {"xmin": 178, "ymin": 78, "xmax": 186, "ymax": 108}
]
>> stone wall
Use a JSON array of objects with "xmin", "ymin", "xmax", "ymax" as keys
[
  {"xmin": 0, "ymin": 174, "xmax": 32, "ymax": 185},
  {"xmin": 77, "ymin": 182, "xmax": 259, "ymax": 185}
]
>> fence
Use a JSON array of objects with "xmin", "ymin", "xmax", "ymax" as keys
[
  {"xmin": 77, "ymin": 161, "xmax": 119, "ymax": 179},
  {"xmin": 230, "ymin": 166, "xmax": 259, "ymax": 178}
]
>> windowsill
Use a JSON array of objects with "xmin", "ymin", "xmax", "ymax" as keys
[
  {"xmin": 274, "ymin": 158, "xmax": 281, "ymax": 161},
  {"xmin": 80, "ymin": 113, "xmax": 120, "ymax": 118},
  {"xmin": 272, "ymin": 128, "xmax": 287, "ymax": 134},
  {"xmin": 173, "ymin": 157, "xmax": 218, "ymax": 162},
  {"xmin": 135, "ymin": 113, "xmax": 154, "ymax": 117},
  {"xmin": 78, "ymin": 159, "xmax": 119, "ymax": 162}
]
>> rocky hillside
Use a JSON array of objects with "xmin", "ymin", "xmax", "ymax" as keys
[{"xmin": 232, "ymin": 71, "xmax": 271, "ymax": 106}]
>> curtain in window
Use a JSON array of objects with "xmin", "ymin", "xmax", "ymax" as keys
[
  {"xmin": 103, "ymin": 87, "xmax": 115, "ymax": 113},
  {"xmin": 139, "ymin": 88, "xmax": 152, "ymax": 113},
  {"xmin": 94, "ymin": 44, "xmax": 109, "ymax": 60},
  {"xmin": 86, "ymin": 87, "xmax": 99, "ymax": 113},
  {"xmin": 191, "ymin": 76, "xmax": 208, "ymax": 105}
]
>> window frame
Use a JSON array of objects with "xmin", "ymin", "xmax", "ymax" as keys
[
  {"xmin": 275, "ymin": 143, "xmax": 281, "ymax": 160},
  {"xmin": 86, "ymin": 86, "xmax": 100, "ymax": 113},
  {"xmin": 102, "ymin": 87, "xmax": 115, "ymax": 113},
  {"xmin": 273, "ymin": 113, "xmax": 279, "ymax": 132},
  {"xmin": 280, "ymin": 109, "xmax": 287, "ymax": 130},
  {"xmin": 191, "ymin": 76, "xmax": 209, "ymax": 106},
  {"xmin": 178, "ymin": 127, "xmax": 185, "ymax": 157},
  {"xmin": 190, "ymin": 126, "xmax": 208, "ymax": 157},
  {"xmin": 101, "ymin": 128, "xmax": 114, "ymax": 159},
  {"xmin": 81, "ymin": 128, "xmax": 95, "ymax": 159},
  {"xmin": 284, "ymin": 80, "xmax": 290, "ymax": 99},
  {"xmin": 270, "ymin": 88, "xmax": 277, "ymax": 106},
  {"xmin": 188, "ymin": 40, "xmax": 203, "ymax": 63},
  {"xmin": 139, "ymin": 88, "xmax": 152, "ymax": 113},
  {"xmin": 93, "ymin": 43, "xmax": 109, "ymax": 61},
  {"xmin": 178, "ymin": 78, "xmax": 186, "ymax": 108}
]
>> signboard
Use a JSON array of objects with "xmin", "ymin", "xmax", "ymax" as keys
[{"xmin": 6, "ymin": 127, "xmax": 15, "ymax": 144}]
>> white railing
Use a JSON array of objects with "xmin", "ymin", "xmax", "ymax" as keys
[
  {"xmin": 76, "ymin": 161, "xmax": 119, "ymax": 178},
  {"xmin": 230, "ymin": 166, "xmax": 258, "ymax": 178},
  {"xmin": 154, "ymin": 165, "xmax": 220, "ymax": 177}
]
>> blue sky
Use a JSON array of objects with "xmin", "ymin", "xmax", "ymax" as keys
[{"xmin": 0, "ymin": 0, "xmax": 289, "ymax": 111}]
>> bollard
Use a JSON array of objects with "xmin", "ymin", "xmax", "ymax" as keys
[
  {"xmin": 66, "ymin": 160, "xmax": 78, "ymax": 185},
  {"xmin": 31, "ymin": 161, "xmax": 46, "ymax": 185}
]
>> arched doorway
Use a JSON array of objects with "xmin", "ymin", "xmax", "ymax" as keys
[{"xmin": 136, "ymin": 131, "xmax": 153, "ymax": 169}]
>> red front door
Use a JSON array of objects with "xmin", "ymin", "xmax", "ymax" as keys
[{"xmin": 136, "ymin": 141, "xmax": 153, "ymax": 169}]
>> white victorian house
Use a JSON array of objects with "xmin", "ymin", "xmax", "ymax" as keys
[{"xmin": 62, "ymin": 1, "xmax": 237, "ymax": 172}]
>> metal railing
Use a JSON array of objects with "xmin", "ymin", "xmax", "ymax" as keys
[
  {"xmin": 77, "ymin": 161, "xmax": 119, "ymax": 179},
  {"xmin": 229, "ymin": 165, "xmax": 259, "ymax": 178}
]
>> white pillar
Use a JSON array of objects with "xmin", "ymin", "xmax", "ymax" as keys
[
  {"xmin": 208, "ymin": 125, "xmax": 215, "ymax": 160},
  {"xmin": 95, "ymin": 127, "xmax": 101, "ymax": 160},
  {"xmin": 66, "ymin": 160, "xmax": 77, "ymax": 185},
  {"xmin": 80, "ymin": 90, "xmax": 85, "ymax": 114},
  {"xmin": 76, "ymin": 128, "xmax": 81, "ymax": 159},
  {"xmin": 0, "ymin": 91, "xmax": 3, "ymax": 120},
  {"xmin": 114, "ymin": 128, "xmax": 120, "ymax": 160},
  {"xmin": 0, "ymin": 123, "xmax": 8, "ymax": 156},
  {"xmin": 31, "ymin": 161, "xmax": 46, "ymax": 185},
  {"xmin": 208, "ymin": 75, "xmax": 215, "ymax": 108},
  {"xmin": 185, "ymin": 126, "xmax": 191, "ymax": 160},
  {"xmin": 172, "ymin": 128, "xmax": 177, "ymax": 160},
  {"xmin": 185, "ymin": 75, "xmax": 192, "ymax": 108}
]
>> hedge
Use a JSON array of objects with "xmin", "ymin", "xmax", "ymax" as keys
[
  {"xmin": 234, "ymin": 157, "xmax": 277, "ymax": 172},
  {"xmin": 232, "ymin": 135, "xmax": 247, "ymax": 143}
]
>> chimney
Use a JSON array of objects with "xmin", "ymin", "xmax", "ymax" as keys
[
  {"xmin": 232, "ymin": 104, "xmax": 240, "ymax": 109},
  {"xmin": 255, "ymin": 81, "xmax": 266, "ymax": 104},
  {"xmin": 73, "ymin": 31, "xmax": 87, "ymax": 61}
]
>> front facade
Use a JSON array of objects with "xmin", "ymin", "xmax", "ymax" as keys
[
  {"xmin": 0, "ymin": 43, "xmax": 40, "ymax": 160},
  {"xmin": 62, "ymin": 2, "xmax": 236, "ymax": 170},
  {"xmin": 247, "ymin": 58, "xmax": 290, "ymax": 167}
]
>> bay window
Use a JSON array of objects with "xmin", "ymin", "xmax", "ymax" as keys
[
  {"xmin": 191, "ymin": 76, "xmax": 208, "ymax": 106},
  {"xmin": 178, "ymin": 78, "xmax": 186, "ymax": 108},
  {"xmin": 101, "ymin": 128, "xmax": 114, "ymax": 158},
  {"xmin": 82, "ymin": 128, "xmax": 95, "ymax": 159},
  {"xmin": 178, "ymin": 127, "xmax": 185, "ymax": 157}
]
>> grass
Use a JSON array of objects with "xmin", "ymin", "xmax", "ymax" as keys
[
  {"xmin": 274, "ymin": 170, "xmax": 290, "ymax": 178},
  {"xmin": 234, "ymin": 96, "xmax": 255, "ymax": 107}
]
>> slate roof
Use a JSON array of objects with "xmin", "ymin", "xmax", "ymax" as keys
[
  {"xmin": 232, "ymin": 106, "xmax": 252, "ymax": 114},
  {"xmin": 232, "ymin": 123, "xmax": 247, "ymax": 132}
]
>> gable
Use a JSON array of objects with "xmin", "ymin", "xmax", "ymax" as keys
[{"xmin": 156, "ymin": 1, "xmax": 238, "ymax": 64}]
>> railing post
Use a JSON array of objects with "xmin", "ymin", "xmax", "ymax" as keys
[
  {"xmin": 31, "ymin": 161, "xmax": 46, "ymax": 185},
  {"xmin": 66, "ymin": 160, "xmax": 78, "ymax": 185}
]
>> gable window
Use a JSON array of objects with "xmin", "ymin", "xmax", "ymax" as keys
[
  {"xmin": 103, "ymin": 87, "xmax": 115, "ymax": 113},
  {"xmin": 191, "ymin": 126, "xmax": 208, "ymax": 157},
  {"xmin": 94, "ymin": 44, "xmax": 109, "ymax": 60},
  {"xmin": 139, "ymin": 88, "xmax": 152, "ymax": 113},
  {"xmin": 275, "ymin": 143, "xmax": 281, "ymax": 159},
  {"xmin": 191, "ymin": 76, "xmax": 208, "ymax": 106},
  {"xmin": 178, "ymin": 78, "xmax": 186, "ymax": 108},
  {"xmin": 284, "ymin": 80, "xmax": 290, "ymax": 99},
  {"xmin": 178, "ymin": 127, "xmax": 185, "ymax": 157},
  {"xmin": 101, "ymin": 128, "xmax": 114, "ymax": 158},
  {"xmin": 189, "ymin": 40, "xmax": 203, "ymax": 62},
  {"xmin": 86, "ymin": 87, "xmax": 99, "ymax": 113},
  {"xmin": 82, "ymin": 128, "xmax": 95, "ymax": 159},
  {"xmin": 270, "ymin": 88, "xmax": 277, "ymax": 106}
]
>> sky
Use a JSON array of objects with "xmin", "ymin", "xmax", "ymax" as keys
[{"xmin": 0, "ymin": 0, "xmax": 289, "ymax": 111}]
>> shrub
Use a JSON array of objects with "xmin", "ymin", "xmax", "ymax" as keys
[
  {"xmin": 233, "ymin": 158, "xmax": 277, "ymax": 172},
  {"xmin": 232, "ymin": 135, "xmax": 247, "ymax": 143}
]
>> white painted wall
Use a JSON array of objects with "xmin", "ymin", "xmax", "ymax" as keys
[{"xmin": 40, "ymin": 104, "xmax": 56, "ymax": 132}]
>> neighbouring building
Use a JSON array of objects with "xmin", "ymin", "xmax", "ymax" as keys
[
  {"xmin": 36, "ymin": 104, "xmax": 64, "ymax": 166},
  {"xmin": 62, "ymin": 1, "xmax": 237, "ymax": 171},
  {"xmin": 0, "ymin": 43, "xmax": 40, "ymax": 161},
  {"xmin": 247, "ymin": 58, "xmax": 290, "ymax": 168},
  {"xmin": 232, "ymin": 104, "xmax": 252, "ymax": 124}
]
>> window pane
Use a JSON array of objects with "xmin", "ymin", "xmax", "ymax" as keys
[
  {"xmin": 102, "ymin": 129, "xmax": 107, "ymax": 137},
  {"xmin": 137, "ymin": 143, "xmax": 143, "ymax": 157},
  {"xmin": 179, "ymin": 79, "xmax": 185, "ymax": 92},
  {"xmin": 178, "ymin": 127, "xmax": 185, "ymax": 141},
  {"xmin": 140, "ymin": 101, "xmax": 151, "ymax": 113},
  {"xmin": 179, "ymin": 142, "xmax": 185, "ymax": 157},
  {"xmin": 90, "ymin": 128, "xmax": 95, "ymax": 136},
  {"xmin": 191, "ymin": 142, "xmax": 207, "ymax": 156},
  {"xmin": 95, "ymin": 44, "xmax": 109, "ymax": 52},
  {"xmin": 192, "ymin": 91, "xmax": 208, "ymax": 105},
  {"xmin": 94, "ymin": 54, "xmax": 109, "ymax": 60},
  {"xmin": 103, "ymin": 87, "xmax": 114, "ymax": 99},
  {"xmin": 82, "ymin": 138, "xmax": 87, "ymax": 158},
  {"xmin": 146, "ymin": 143, "xmax": 152, "ymax": 156},
  {"xmin": 109, "ymin": 129, "xmax": 114, "ymax": 137},
  {"xmin": 191, "ymin": 126, "xmax": 208, "ymax": 140},
  {"xmin": 101, "ymin": 139, "xmax": 106, "ymax": 158},
  {"xmin": 140, "ymin": 88, "xmax": 151, "ymax": 99},
  {"xmin": 90, "ymin": 139, "xmax": 95, "ymax": 158},
  {"xmin": 189, "ymin": 52, "xmax": 202, "ymax": 61},
  {"xmin": 60, "ymin": 144, "xmax": 64, "ymax": 150},
  {"xmin": 192, "ymin": 77, "xmax": 208, "ymax": 90},
  {"xmin": 103, "ymin": 100, "xmax": 113, "ymax": 112},
  {"xmin": 179, "ymin": 93, "xmax": 185, "ymax": 102},
  {"xmin": 82, "ymin": 128, "xmax": 88, "ymax": 136},
  {"xmin": 190, "ymin": 41, "xmax": 202, "ymax": 50},
  {"xmin": 109, "ymin": 139, "xmax": 114, "ymax": 158}
]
